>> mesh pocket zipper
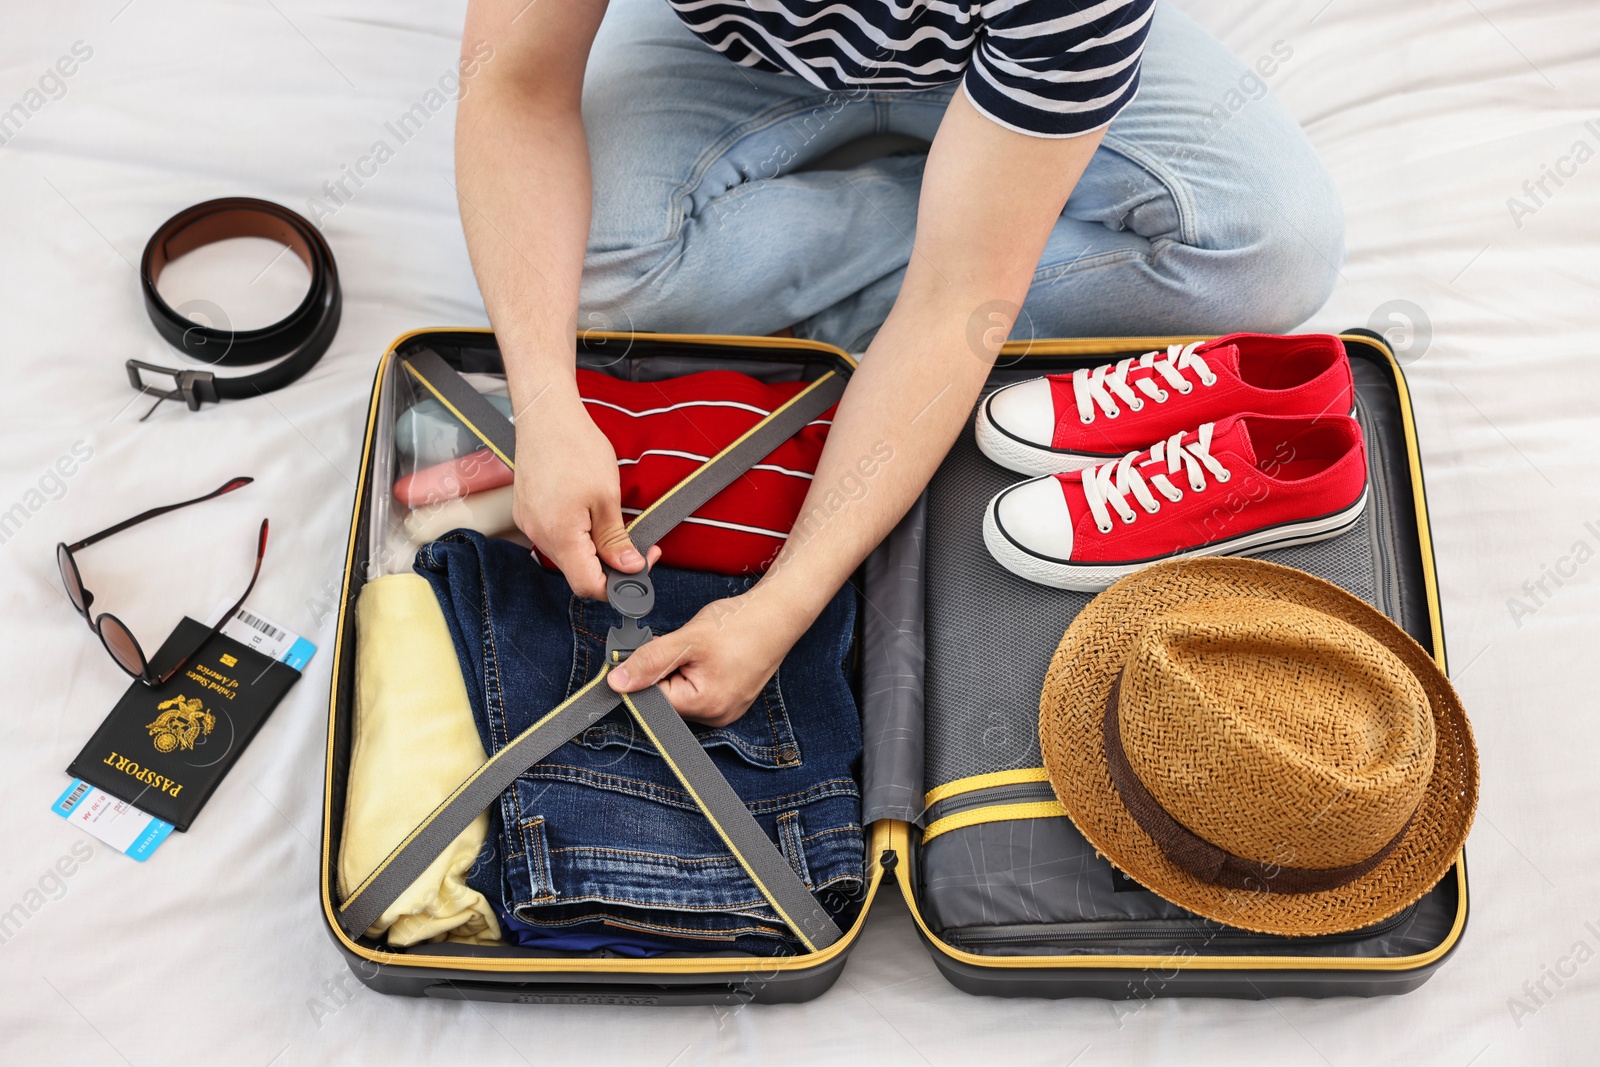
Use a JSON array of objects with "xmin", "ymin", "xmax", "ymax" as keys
[
  {"xmin": 944, "ymin": 903, "xmax": 1419, "ymax": 953},
  {"xmin": 1354, "ymin": 391, "xmax": 1405, "ymax": 623}
]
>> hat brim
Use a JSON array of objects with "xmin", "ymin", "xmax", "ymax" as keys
[{"xmin": 1039, "ymin": 557, "xmax": 1478, "ymax": 937}]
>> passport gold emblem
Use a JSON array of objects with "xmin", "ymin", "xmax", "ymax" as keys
[
  {"xmin": 220, "ymin": 653, "xmax": 238, "ymax": 667},
  {"xmin": 146, "ymin": 695, "xmax": 215, "ymax": 754}
]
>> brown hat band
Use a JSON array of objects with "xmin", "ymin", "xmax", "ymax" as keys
[{"xmin": 1101, "ymin": 673, "xmax": 1416, "ymax": 895}]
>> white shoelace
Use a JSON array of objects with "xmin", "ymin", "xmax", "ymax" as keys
[
  {"xmin": 1081, "ymin": 422, "xmax": 1233, "ymax": 534},
  {"xmin": 1071, "ymin": 341, "xmax": 1218, "ymax": 426}
]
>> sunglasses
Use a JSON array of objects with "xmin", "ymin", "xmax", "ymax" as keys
[{"xmin": 57, "ymin": 476, "xmax": 269, "ymax": 687}]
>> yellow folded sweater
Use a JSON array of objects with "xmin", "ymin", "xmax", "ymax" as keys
[{"xmin": 338, "ymin": 573, "xmax": 500, "ymax": 946}]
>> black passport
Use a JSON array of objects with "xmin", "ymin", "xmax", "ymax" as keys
[{"xmin": 67, "ymin": 617, "xmax": 302, "ymax": 831}]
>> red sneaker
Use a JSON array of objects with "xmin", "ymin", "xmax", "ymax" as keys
[
  {"xmin": 982, "ymin": 413, "xmax": 1369, "ymax": 591},
  {"xmin": 975, "ymin": 334, "xmax": 1354, "ymax": 475}
]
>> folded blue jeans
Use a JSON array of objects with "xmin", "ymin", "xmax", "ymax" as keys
[{"xmin": 415, "ymin": 531, "xmax": 864, "ymax": 955}]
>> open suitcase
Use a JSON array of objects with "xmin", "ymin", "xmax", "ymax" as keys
[{"xmin": 319, "ymin": 327, "xmax": 1467, "ymax": 1003}]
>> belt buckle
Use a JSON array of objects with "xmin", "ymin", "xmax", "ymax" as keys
[
  {"xmin": 604, "ymin": 565, "xmax": 655, "ymax": 664},
  {"xmin": 125, "ymin": 359, "xmax": 218, "ymax": 412}
]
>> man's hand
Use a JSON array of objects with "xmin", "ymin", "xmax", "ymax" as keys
[
  {"xmin": 513, "ymin": 398, "xmax": 659, "ymax": 601},
  {"xmin": 605, "ymin": 593, "xmax": 801, "ymax": 726}
]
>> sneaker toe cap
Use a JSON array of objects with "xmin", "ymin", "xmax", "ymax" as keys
[
  {"xmin": 984, "ymin": 379, "xmax": 1057, "ymax": 447},
  {"xmin": 992, "ymin": 476, "xmax": 1075, "ymax": 561}
]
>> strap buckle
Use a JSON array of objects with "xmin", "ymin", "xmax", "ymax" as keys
[
  {"xmin": 125, "ymin": 359, "xmax": 218, "ymax": 411},
  {"xmin": 604, "ymin": 565, "xmax": 655, "ymax": 663}
]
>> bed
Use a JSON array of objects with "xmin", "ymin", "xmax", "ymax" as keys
[{"xmin": 2, "ymin": 1, "xmax": 1595, "ymax": 1063}]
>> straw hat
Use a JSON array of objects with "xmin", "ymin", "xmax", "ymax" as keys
[{"xmin": 1039, "ymin": 557, "xmax": 1477, "ymax": 936}]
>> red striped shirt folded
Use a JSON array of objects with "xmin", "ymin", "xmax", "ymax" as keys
[
  {"xmin": 394, "ymin": 369, "xmax": 837, "ymax": 575},
  {"xmin": 583, "ymin": 369, "xmax": 834, "ymax": 575}
]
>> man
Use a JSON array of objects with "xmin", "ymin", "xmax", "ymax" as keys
[{"xmin": 453, "ymin": 0, "xmax": 1342, "ymax": 725}]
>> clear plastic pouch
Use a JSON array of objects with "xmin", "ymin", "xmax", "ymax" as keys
[{"xmin": 368, "ymin": 365, "xmax": 520, "ymax": 579}]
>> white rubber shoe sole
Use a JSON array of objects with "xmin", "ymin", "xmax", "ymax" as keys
[
  {"xmin": 982, "ymin": 487, "xmax": 1371, "ymax": 592},
  {"xmin": 974, "ymin": 390, "xmax": 1114, "ymax": 476}
]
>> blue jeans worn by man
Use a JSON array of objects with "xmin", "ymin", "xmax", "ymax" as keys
[{"xmin": 577, "ymin": 0, "xmax": 1343, "ymax": 353}]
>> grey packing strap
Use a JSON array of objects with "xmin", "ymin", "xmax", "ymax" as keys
[
  {"xmin": 402, "ymin": 349, "xmax": 516, "ymax": 468},
  {"xmin": 622, "ymin": 685, "xmax": 841, "ymax": 952},
  {"xmin": 337, "ymin": 669, "xmax": 623, "ymax": 940},
  {"xmin": 399, "ymin": 348, "xmax": 848, "ymax": 537},
  {"xmin": 339, "ymin": 668, "xmax": 845, "ymax": 950},
  {"xmin": 341, "ymin": 350, "xmax": 850, "ymax": 948},
  {"xmin": 619, "ymin": 370, "xmax": 847, "ymax": 553}
]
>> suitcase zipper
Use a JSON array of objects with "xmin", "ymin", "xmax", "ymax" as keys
[
  {"xmin": 943, "ymin": 904, "xmax": 1418, "ymax": 951},
  {"xmin": 1355, "ymin": 391, "xmax": 1405, "ymax": 622}
]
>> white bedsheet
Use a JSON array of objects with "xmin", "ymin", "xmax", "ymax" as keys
[{"xmin": 3, "ymin": 2, "xmax": 1596, "ymax": 1064}]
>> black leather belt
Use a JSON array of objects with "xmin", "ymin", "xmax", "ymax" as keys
[{"xmin": 130, "ymin": 197, "xmax": 341, "ymax": 412}]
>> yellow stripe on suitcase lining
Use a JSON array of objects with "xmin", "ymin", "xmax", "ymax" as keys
[
  {"xmin": 923, "ymin": 767, "xmax": 1051, "ymax": 808},
  {"xmin": 885, "ymin": 819, "xmax": 1471, "ymax": 974},
  {"xmin": 922, "ymin": 801, "xmax": 1066, "ymax": 844}
]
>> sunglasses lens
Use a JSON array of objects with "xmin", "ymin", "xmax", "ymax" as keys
[
  {"xmin": 57, "ymin": 544, "xmax": 86, "ymax": 612},
  {"xmin": 98, "ymin": 617, "xmax": 146, "ymax": 678}
]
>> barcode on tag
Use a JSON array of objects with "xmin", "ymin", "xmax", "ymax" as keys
[
  {"xmin": 60, "ymin": 780, "xmax": 90, "ymax": 813},
  {"xmin": 237, "ymin": 610, "xmax": 281, "ymax": 640},
  {"xmin": 213, "ymin": 601, "xmax": 316, "ymax": 672}
]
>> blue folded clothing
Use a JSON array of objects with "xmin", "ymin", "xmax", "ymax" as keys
[{"xmin": 416, "ymin": 531, "xmax": 864, "ymax": 956}]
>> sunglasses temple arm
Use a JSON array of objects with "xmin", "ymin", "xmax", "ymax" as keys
[
  {"xmin": 152, "ymin": 518, "xmax": 270, "ymax": 687},
  {"xmin": 69, "ymin": 476, "xmax": 254, "ymax": 552}
]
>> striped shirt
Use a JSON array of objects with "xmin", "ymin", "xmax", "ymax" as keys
[
  {"xmin": 578, "ymin": 368, "xmax": 836, "ymax": 575},
  {"xmin": 665, "ymin": 0, "xmax": 1156, "ymax": 137}
]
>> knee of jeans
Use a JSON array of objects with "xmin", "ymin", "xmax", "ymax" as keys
[
  {"xmin": 579, "ymin": 177, "xmax": 688, "ymax": 329},
  {"xmin": 1180, "ymin": 164, "xmax": 1346, "ymax": 333},
  {"xmin": 579, "ymin": 239, "xmax": 694, "ymax": 334},
  {"xmin": 582, "ymin": 189, "xmax": 771, "ymax": 333}
]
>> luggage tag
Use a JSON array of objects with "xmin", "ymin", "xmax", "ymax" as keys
[
  {"xmin": 52, "ymin": 779, "xmax": 174, "ymax": 861},
  {"xmin": 52, "ymin": 605, "xmax": 315, "ymax": 859}
]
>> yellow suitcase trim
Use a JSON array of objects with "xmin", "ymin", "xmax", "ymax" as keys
[
  {"xmin": 922, "ymin": 802, "xmax": 1067, "ymax": 844},
  {"xmin": 320, "ymin": 328, "xmax": 876, "ymax": 974},
  {"xmin": 890, "ymin": 819, "xmax": 1468, "ymax": 974},
  {"xmin": 320, "ymin": 328, "xmax": 1462, "ymax": 979},
  {"xmin": 923, "ymin": 767, "xmax": 1051, "ymax": 807}
]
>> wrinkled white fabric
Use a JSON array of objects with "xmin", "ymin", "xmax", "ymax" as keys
[{"xmin": 2, "ymin": 2, "xmax": 1596, "ymax": 1064}]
